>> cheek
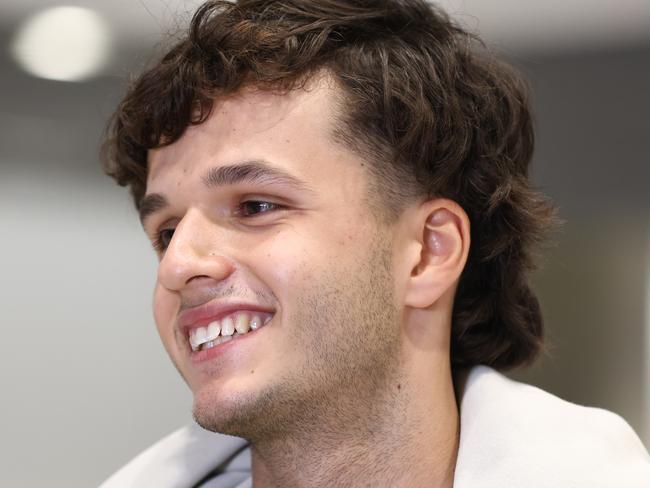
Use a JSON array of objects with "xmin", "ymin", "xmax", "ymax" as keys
[
  {"xmin": 253, "ymin": 222, "xmax": 366, "ymax": 287},
  {"xmin": 263, "ymin": 242, "xmax": 310, "ymax": 292},
  {"xmin": 247, "ymin": 230, "xmax": 321, "ymax": 307}
]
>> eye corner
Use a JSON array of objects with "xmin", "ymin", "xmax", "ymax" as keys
[{"xmin": 143, "ymin": 222, "xmax": 175, "ymax": 254}]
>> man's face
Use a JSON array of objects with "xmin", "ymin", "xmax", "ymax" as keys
[{"xmin": 144, "ymin": 79, "xmax": 405, "ymax": 440}]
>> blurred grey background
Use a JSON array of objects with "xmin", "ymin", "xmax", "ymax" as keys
[{"xmin": 0, "ymin": 1, "xmax": 648, "ymax": 486}]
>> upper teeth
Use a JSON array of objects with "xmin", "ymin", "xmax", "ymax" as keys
[{"xmin": 189, "ymin": 312, "xmax": 270, "ymax": 351}]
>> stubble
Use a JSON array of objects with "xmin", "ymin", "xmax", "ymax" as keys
[{"xmin": 192, "ymin": 237, "xmax": 405, "ymax": 449}]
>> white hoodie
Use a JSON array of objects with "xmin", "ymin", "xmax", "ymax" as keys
[{"xmin": 100, "ymin": 366, "xmax": 650, "ymax": 487}]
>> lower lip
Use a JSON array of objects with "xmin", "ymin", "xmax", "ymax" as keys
[{"xmin": 189, "ymin": 324, "xmax": 268, "ymax": 364}]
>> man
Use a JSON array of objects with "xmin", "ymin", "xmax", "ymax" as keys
[{"xmin": 100, "ymin": 1, "xmax": 650, "ymax": 486}]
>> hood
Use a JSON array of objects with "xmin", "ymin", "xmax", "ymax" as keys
[{"xmin": 99, "ymin": 366, "xmax": 650, "ymax": 488}]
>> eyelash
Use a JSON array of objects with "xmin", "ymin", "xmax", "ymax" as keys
[
  {"xmin": 151, "ymin": 200, "xmax": 284, "ymax": 253},
  {"xmin": 236, "ymin": 200, "xmax": 283, "ymax": 217},
  {"xmin": 152, "ymin": 228, "xmax": 175, "ymax": 253}
]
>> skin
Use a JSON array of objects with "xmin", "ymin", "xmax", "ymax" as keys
[{"xmin": 144, "ymin": 75, "xmax": 470, "ymax": 488}]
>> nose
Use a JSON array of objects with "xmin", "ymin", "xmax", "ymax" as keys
[{"xmin": 157, "ymin": 210, "xmax": 235, "ymax": 291}]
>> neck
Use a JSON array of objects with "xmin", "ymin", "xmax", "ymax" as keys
[{"xmin": 250, "ymin": 359, "xmax": 459, "ymax": 488}]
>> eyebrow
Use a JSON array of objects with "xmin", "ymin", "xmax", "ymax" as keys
[
  {"xmin": 202, "ymin": 160, "xmax": 310, "ymax": 191},
  {"xmin": 139, "ymin": 160, "xmax": 311, "ymax": 226},
  {"xmin": 139, "ymin": 193, "xmax": 168, "ymax": 226}
]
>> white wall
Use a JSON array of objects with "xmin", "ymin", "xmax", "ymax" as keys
[
  {"xmin": 646, "ymin": 247, "xmax": 650, "ymax": 444},
  {"xmin": 0, "ymin": 165, "xmax": 192, "ymax": 487}
]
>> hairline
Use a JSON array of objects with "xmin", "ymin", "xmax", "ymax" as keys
[{"xmin": 139, "ymin": 70, "xmax": 422, "ymax": 226}]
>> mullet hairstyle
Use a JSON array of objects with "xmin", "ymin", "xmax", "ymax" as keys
[{"xmin": 102, "ymin": 0, "xmax": 557, "ymax": 371}]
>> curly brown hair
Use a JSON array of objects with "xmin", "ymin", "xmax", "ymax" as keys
[{"xmin": 102, "ymin": 0, "xmax": 557, "ymax": 371}]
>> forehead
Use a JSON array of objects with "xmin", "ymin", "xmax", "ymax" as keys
[{"xmin": 146, "ymin": 77, "xmax": 359, "ymax": 191}]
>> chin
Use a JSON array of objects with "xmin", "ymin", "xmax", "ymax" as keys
[
  {"xmin": 191, "ymin": 380, "xmax": 292, "ymax": 441},
  {"xmin": 191, "ymin": 379, "xmax": 261, "ymax": 435},
  {"xmin": 192, "ymin": 385, "xmax": 250, "ymax": 436}
]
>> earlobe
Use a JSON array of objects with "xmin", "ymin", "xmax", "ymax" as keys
[{"xmin": 405, "ymin": 201, "xmax": 470, "ymax": 309}]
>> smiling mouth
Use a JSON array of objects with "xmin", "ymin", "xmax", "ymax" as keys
[{"xmin": 188, "ymin": 311, "xmax": 274, "ymax": 352}]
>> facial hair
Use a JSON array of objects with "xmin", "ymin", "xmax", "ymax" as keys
[{"xmin": 191, "ymin": 237, "xmax": 404, "ymax": 446}]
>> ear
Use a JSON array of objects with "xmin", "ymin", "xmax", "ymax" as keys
[{"xmin": 404, "ymin": 199, "xmax": 470, "ymax": 309}]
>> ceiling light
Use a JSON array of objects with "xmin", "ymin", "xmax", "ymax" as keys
[{"xmin": 10, "ymin": 6, "xmax": 112, "ymax": 82}]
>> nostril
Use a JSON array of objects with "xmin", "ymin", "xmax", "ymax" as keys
[{"xmin": 186, "ymin": 274, "xmax": 213, "ymax": 285}]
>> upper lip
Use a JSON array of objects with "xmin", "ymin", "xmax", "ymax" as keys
[{"xmin": 177, "ymin": 300, "xmax": 275, "ymax": 335}]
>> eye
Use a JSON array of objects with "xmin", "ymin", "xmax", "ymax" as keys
[
  {"xmin": 153, "ymin": 227, "xmax": 175, "ymax": 252},
  {"xmin": 238, "ymin": 200, "xmax": 283, "ymax": 217}
]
